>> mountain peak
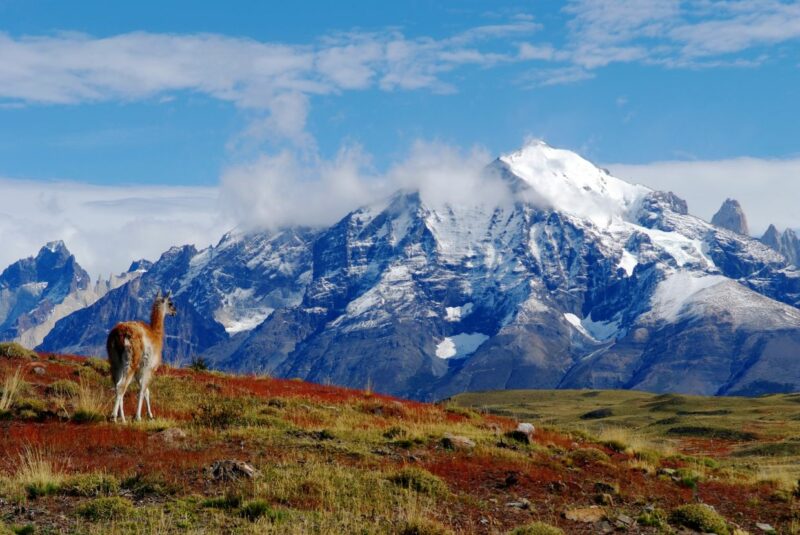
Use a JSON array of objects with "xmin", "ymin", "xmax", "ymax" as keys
[
  {"xmin": 711, "ymin": 199, "xmax": 749, "ymax": 235},
  {"xmin": 497, "ymin": 140, "xmax": 649, "ymax": 226},
  {"xmin": 43, "ymin": 240, "xmax": 67, "ymax": 253}
]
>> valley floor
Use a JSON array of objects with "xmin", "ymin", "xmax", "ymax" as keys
[{"xmin": 0, "ymin": 347, "xmax": 797, "ymax": 534}]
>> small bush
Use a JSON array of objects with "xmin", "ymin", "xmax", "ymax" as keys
[
  {"xmin": 15, "ymin": 398, "xmax": 48, "ymax": 420},
  {"xmin": 202, "ymin": 493, "xmax": 242, "ymax": 510},
  {"xmin": 675, "ymin": 468, "xmax": 702, "ymax": 489},
  {"xmin": 397, "ymin": 518, "xmax": 454, "ymax": 535},
  {"xmin": 188, "ymin": 356, "xmax": 209, "ymax": 372},
  {"xmin": 121, "ymin": 473, "xmax": 177, "ymax": 498},
  {"xmin": 670, "ymin": 504, "xmax": 730, "ymax": 535},
  {"xmin": 388, "ymin": 467, "xmax": 448, "ymax": 497},
  {"xmin": 507, "ymin": 522, "xmax": 564, "ymax": 535},
  {"xmin": 46, "ymin": 379, "xmax": 79, "ymax": 398},
  {"xmin": 76, "ymin": 496, "xmax": 135, "ymax": 521},
  {"xmin": 62, "ymin": 473, "xmax": 120, "ymax": 497},
  {"xmin": 72, "ymin": 409, "xmax": 105, "ymax": 423},
  {"xmin": 638, "ymin": 508, "xmax": 668, "ymax": 528},
  {"xmin": 0, "ymin": 343, "xmax": 36, "ymax": 360},
  {"xmin": 239, "ymin": 500, "xmax": 284, "ymax": 522}
]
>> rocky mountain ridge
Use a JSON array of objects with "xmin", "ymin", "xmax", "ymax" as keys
[{"xmin": 14, "ymin": 141, "xmax": 800, "ymax": 399}]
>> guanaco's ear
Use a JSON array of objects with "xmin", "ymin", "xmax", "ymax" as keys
[
  {"xmin": 155, "ymin": 289, "xmax": 163, "ymax": 300},
  {"xmin": 165, "ymin": 290, "xmax": 172, "ymax": 299}
]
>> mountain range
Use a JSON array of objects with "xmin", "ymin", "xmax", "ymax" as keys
[{"xmin": 6, "ymin": 141, "xmax": 800, "ymax": 400}]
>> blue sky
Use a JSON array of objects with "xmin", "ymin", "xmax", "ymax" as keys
[{"xmin": 1, "ymin": 1, "xmax": 800, "ymax": 274}]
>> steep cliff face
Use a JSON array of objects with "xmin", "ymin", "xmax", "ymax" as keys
[
  {"xmin": 32, "ymin": 141, "xmax": 800, "ymax": 399},
  {"xmin": 711, "ymin": 199, "xmax": 750, "ymax": 235}
]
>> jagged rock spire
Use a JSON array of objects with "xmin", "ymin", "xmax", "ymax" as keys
[{"xmin": 711, "ymin": 198, "xmax": 749, "ymax": 235}]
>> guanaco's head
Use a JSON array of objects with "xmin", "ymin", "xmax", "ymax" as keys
[{"xmin": 155, "ymin": 290, "xmax": 178, "ymax": 317}]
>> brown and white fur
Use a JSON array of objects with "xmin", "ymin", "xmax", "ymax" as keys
[{"xmin": 106, "ymin": 290, "xmax": 177, "ymax": 422}]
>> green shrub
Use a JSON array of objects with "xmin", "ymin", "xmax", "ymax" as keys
[
  {"xmin": 0, "ymin": 343, "xmax": 36, "ymax": 360},
  {"xmin": 10, "ymin": 525, "xmax": 34, "ymax": 535},
  {"xmin": 72, "ymin": 409, "xmax": 105, "ymax": 423},
  {"xmin": 675, "ymin": 468, "xmax": 702, "ymax": 489},
  {"xmin": 507, "ymin": 521, "xmax": 564, "ymax": 535},
  {"xmin": 25, "ymin": 480, "xmax": 60, "ymax": 499},
  {"xmin": 397, "ymin": 518, "xmax": 454, "ymax": 535},
  {"xmin": 670, "ymin": 504, "xmax": 729, "ymax": 535},
  {"xmin": 638, "ymin": 508, "xmax": 668, "ymax": 528},
  {"xmin": 46, "ymin": 380, "xmax": 79, "ymax": 398},
  {"xmin": 62, "ymin": 473, "xmax": 120, "ymax": 497},
  {"xmin": 121, "ymin": 473, "xmax": 177, "ymax": 498},
  {"xmin": 76, "ymin": 496, "xmax": 135, "ymax": 521},
  {"xmin": 388, "ymin": 467, "xmax": 448, "ymax": 496},
  {"xmin": 239, "ymin": 500, "xmax": 284, "ymax": 522},
  {"xmin": 16, "ymin": 398, "xmax": 47, "ymax": 420}
]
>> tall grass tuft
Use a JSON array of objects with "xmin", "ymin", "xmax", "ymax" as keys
[
  {"xmin": 73, "ymin": 374, "xmax": 108, "ymax": 423},
  {"xmin": 0, "ymin": 367, "xmax": 23, "ymax": 412},
  {"xmin": 16, "ymin": 446, "xmax": 65, "ymax": 498}
]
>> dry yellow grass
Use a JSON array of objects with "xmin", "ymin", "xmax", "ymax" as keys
[
  {"xmin": 0, "ymin": 366, "xmax": 23, "ymax": 412},
  {"xmin": 15, "ymin": 446, "xmax": 66, "ymax": 496}
]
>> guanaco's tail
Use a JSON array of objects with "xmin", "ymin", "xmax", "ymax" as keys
[{"xmin": 106, "ymin": 326, "xmax": 133, "ymax": 386}]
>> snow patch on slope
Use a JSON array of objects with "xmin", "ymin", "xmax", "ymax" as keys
[
  {"xmin": 617, "ymin": 250, "xmax": 638, "ymax": 276},
  {"xmin": 564, "ymin": 313, "xmax": 620, "ymax": 341},
  {"xmin": 435, "ymin": 332, "xmax": 489, "ymax": 359},
  {"xmin": 648, "ymin": 273, "xmax": 728, "ymax": 322}
]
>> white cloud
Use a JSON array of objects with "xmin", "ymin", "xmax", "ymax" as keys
[
  {"xmin": 219, "ymin": 140, "xmax": 511, "ymax": 231},
  {"xmin": 0, "ymin": 23, "xmax": 540, "ymax": 146},
  {"xmin": 522, "ymin": 0, "xmax": 800, "ymax": 85},
  {"xmin": 0, "ymin": 177, "xmax": 231, "ymax": 277},
  {"xmin": 608, "ymin": 156, "xmax": 800, "ymax": 235}
]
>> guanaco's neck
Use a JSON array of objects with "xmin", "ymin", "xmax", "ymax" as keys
[{"xmin": 150, "ymin": 302, "xmax": 165, "ymax": 337}]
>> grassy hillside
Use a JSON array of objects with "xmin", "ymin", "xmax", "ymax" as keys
[{"xmin": 0, "ymin": 345, "xmax": 796, "ymax": 534}]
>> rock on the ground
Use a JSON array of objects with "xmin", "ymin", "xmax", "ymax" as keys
[
  {"xmin": 441, "ymin": 433, "xmax": 476, "ymax": 450},
  {"xmin": 207, "ymin": 460, "xmax": 260, "ymax": 481}
]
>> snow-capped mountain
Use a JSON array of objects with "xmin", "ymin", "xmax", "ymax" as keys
[{"xmin": 31, "ymin": 141, "xmax": 800, "ymax": 399}]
